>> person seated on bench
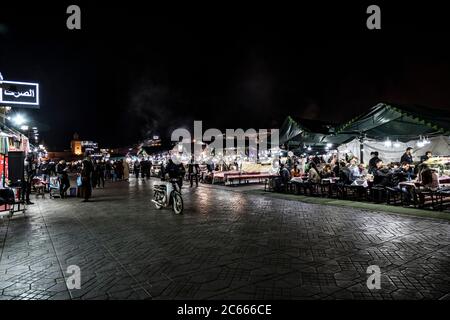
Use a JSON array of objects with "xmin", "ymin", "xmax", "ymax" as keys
[
  {"xmin": 372, "ymin": 160, "xmax": 392, "ymax": 187},
  {"xmin": 274, "ymin": 164, "xmax": 291, "ymax": 192},
  {"xmin": 349, "ymin": 158, "xmax": 361, "ymax": 182},
  {"xmin": 321, "ymin": 164, "xmax": 335, "ymax": 179},
  {"xmin": 338, "ymin": 161, "xmax": 351, "ymax": 185},
  {"xmin": 308, "ymin": 162, "xmax": 321, "ymax": 184},
  {"xmin": 393, "ymin": 162, "xmax": 415, "ymax": 204},
  {"xmin": 291, "ymin": 165, "xmax": 302, "ymax": 178}
]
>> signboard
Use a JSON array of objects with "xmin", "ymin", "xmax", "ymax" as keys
[
  {"xmin": 81, "ymin": 141, "xmax": 98, "ymax": 148},
  {"xmin": 0, "ymin": 80, "xmax": 39, "ymax": 108}
]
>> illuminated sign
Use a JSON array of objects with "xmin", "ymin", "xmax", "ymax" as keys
[
  {"xmin": 0, "ymin": 80, "xmax": 39, "ymax": 108},
  {"xmin": 81, "ymin": 141, "xmax": 98, "ymax": 148}
]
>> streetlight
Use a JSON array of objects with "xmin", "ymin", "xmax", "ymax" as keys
[{"xmin": 12, "ymin": 114, "xmax": 27, "ymax": 126}]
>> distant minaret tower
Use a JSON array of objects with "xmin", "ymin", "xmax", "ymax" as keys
[{"xmin": 71, "ymin": 132, "xmax": 82, "ymax": 155}]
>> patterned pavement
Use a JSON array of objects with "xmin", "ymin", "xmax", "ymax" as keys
[{"xmin": 0, "ymin": 178, "xmax": 449, "ymax": 300}]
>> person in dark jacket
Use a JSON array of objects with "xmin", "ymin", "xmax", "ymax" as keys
[
  {"xmin": 373, "ymin": 160, "xmax": 392, "ymax": 187},
  {"xmin": 164, "ymin": 159, "xmax": 183, "ymax": 189},
  {"xmin": 272, "ymin": 163, "xmax": 291, "ymax": 192},
  {"xmin": 133, "ymin": 160, "xmax": 141, "ymax": 179},
  {"xmin": 81, "ymin": 159, "xmax": 93, "ymax": 202},
  {"xmin": 368, "ymin": 152, "xmax": 380, "ymax": 174},
  {"xmin": 391, "ymin": 164, "xmax": 406, "ymax": 186},
  {"xmin": 56, "ymin": 160, "xmax": 70, "ymax": 198},
  {"xmin": 115, "ymin": 160, "xmax": 124, "ymax": 180},
  {"xmin": 146, "ymin": 160, "xmax": 152, "ymax": 178},
  {"xmin": 96, "ymin": 160, "xmax": 105, "ymax": 188},
  {"xmin": 338, "ymin": 161, "xmax": 351, "ymax": 185},
  {"xmin": 91, "ymin": 160, "xmax": 99, "ymax": 189},
  {"xmin": 188, "ymin": 157, "xmax": 200, "ymax": 187},
  {"xmin": 105, "ymin": 161, "xmax": 112, "ymax": 180},
  {"xmin": 400, "ymin": 147, "xmax": 414, "ymax": 165},
  {"xmin": 23, "ymin": 155, "xmax": 37, "ymax": 205},
  {"xmin": 39, "ymin": 161, "xmax": 49, "ymax": 183},
  {"xmin": 420, "ymin": 151, "xmax": 432, "ymax": 163}
]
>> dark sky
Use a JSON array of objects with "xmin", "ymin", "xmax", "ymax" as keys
[{"xmin": 1, "ymin": 1, "xmax": 450, "ymax": 150}]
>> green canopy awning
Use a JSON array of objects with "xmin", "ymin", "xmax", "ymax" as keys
[
  {"xmin": 336, "ymin": 103, "xmax": 450, "ymax": 141},
  {"xmin": 279, "ymin": 116, "xmax": 351, "ymax": 147}
]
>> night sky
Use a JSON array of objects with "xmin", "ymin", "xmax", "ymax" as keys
[{"xmin": 1, "ymin": 2, "xmax": 450, "ymax": 150}]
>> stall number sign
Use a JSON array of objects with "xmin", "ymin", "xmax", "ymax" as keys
[{"xmin": 0, "ymin": 81, "xmax": 39, "ymax": 108}]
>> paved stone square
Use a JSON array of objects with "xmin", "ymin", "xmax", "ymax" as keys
[{"xmin": 0, "ymin": 178, "xmax": 449, "ymax": 300}]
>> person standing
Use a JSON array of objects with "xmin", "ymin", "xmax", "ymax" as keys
[
  {"xmin": 96, "ymin": 160, "xmax": 105, "ymax": 188},
  {"xmin": 48, "ymin": 161, "xmax": 56, "ymax": 177},
  {"xmin": 400, "ymin": 147, "xmax": 414, "ymax": 165},
  {"xmin": 116, "ymin": 160, "xmax": 124, "ymax": 180},
  {"xmin": 39, "ymin": 160, "xmax": 49, "ymax": 183},
  {"xmin": 23, "ymin": 155, "xmax": 37, "ymax": 205},
  {"xmin": 81, "ymin": 159, "xmax": 93, "ymax": 202},
  {"xmin": 188, "ymin": 158, "xmax": 200, "ymax": 187},
  {"xmin": 368, "ymin": 152, "xmax": 380, "ymax": 174},
  {"xmin": 133, "ymin": 160, "xmax": 141, "ymax": 179},
  {"xmin": 140, "ymin": 159, "xmax": 146, "ymax": 179},
  {"xmin": 105, "ymin": 161, "xmax": 112, "ymax": 180},
  {"xmin": 146, "ymin": 159, "xmax": 151, "ymax": 179},
  {"xmin": 91, "ymin": 160, "xmax": 99, "ymax": 189},
  {"xmin": 56, "ymin": 160, "xmax": 70, "ymax": 199}
]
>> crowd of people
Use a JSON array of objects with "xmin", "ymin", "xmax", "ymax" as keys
[
  {"xmin": 275, "ymin": 147, "xmax": 442, "ymax": 204},
  {"xmin": 18, "ymin": 145, "xmax": 444, "ymax": 208},
  {"xmin": 21, "ymin": 157, "xmax": 133, "ymax": 203},
  {"xmin": 23, "ymin": 155, "xmax": 202, "ymax": 203}
]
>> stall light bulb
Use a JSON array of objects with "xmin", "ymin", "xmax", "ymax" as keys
[
  {"xmin": 12, "ymin": 114, "xmax": 26, "ymax": 126},
  {"xmin": 384, "ymin": 138, "xmax": 392, "ymax": 147}
]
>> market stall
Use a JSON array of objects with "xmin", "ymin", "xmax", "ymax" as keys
[
  {"xmin": 336, "ymin": 103, "xmax": 450, "ymax": 163},
  {"xmin": 0, "ymin": 126, "xmax": 29, "ymax": 218}
]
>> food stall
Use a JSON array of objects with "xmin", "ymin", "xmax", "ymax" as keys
[
  {"xmin": 0, "ymin": 127, "xmax": 29, "ymax": 218},
  {"xmin": 335, "ymin": 103, "xmax": 450, "ymax": 164},
  {"xmin": 424, "ymin": 157, "xmax": 450, "ymax": 184}
]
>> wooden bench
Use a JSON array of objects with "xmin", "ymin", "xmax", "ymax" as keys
[{"xmin": 226, "ymin": 173, "xmax": 277, "ymax": 185}]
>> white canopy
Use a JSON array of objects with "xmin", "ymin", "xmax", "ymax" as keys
[{"xmin": 337, "ymin": 135, "xmax": 450, "ymax": 164}]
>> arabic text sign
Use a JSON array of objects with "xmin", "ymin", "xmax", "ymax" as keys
[{"xmin": 0, "ymin": 81, "xmax": 39, "ymax": 108}]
